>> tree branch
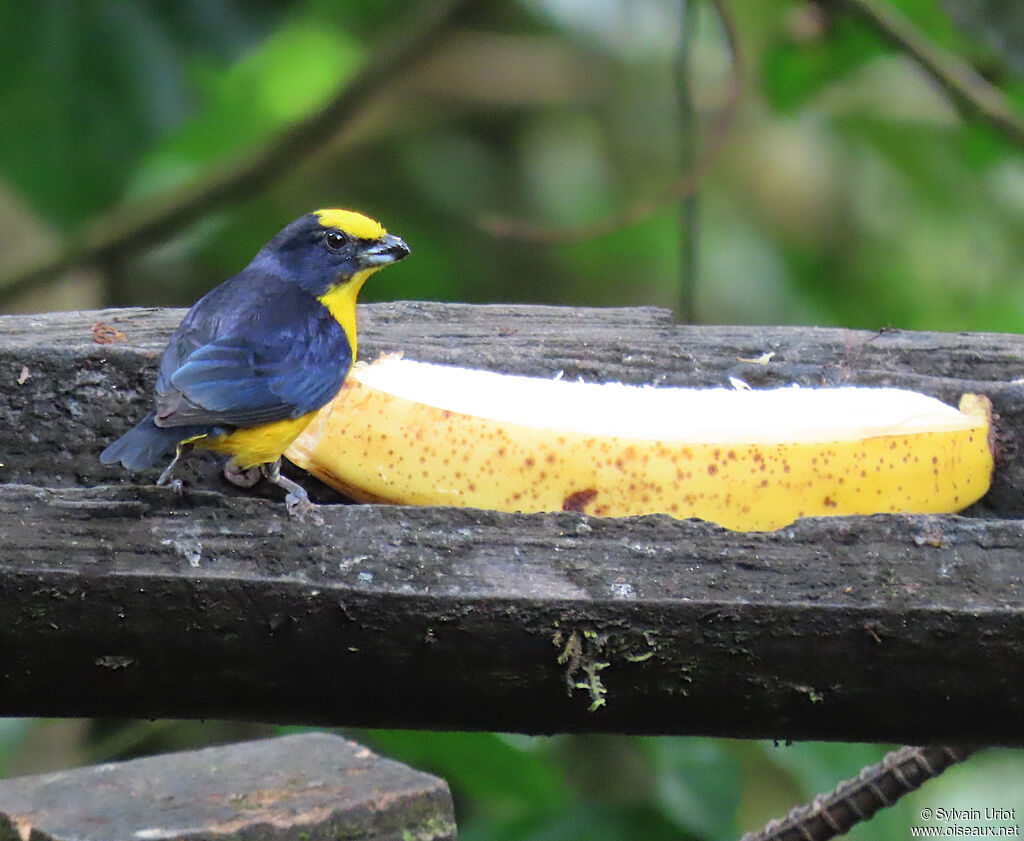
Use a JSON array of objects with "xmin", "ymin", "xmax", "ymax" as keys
[
  {"xmin": 477, "ymin": 0, "xmax": 742, "ymax": 245},
  {"xmin": 0, "ymin": 0, "xmax": 474, "ymax": 306},
  {"xmin": 841, "ymin": 0, "xmax": 1024, "ymax": 149}
]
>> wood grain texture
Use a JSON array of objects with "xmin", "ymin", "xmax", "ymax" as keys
[
  {"xmin": 1, "ymin": 481, "xmax": 1023, "ymax": 742},
  {"xmin": 1, "ymin": 304, "xmax": 1023, "ymax": 742},
  {"xmin": 0, "ymin": 733, "xmax": 455, "ymax": 841},
  {"xmin": 3, "ymin": 303, "xmax": 1024, "ymax": 507}
]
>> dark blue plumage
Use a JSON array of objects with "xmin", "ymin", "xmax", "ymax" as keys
[
  {"xmin": 100, "ymin": 211, "xmax": 409, "ymax": 477},
  {"xmin": 156, "ymin": 275, "xmax": 351, "ymax": 429},
  {"xmin": 98, "ymin": 413, "xmax": 207, "ymax": 472}
]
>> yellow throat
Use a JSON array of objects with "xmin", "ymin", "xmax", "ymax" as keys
[
  {"xmin": 312, "ymin": 208, "xmax": 390, "ymax": 360},
  {"xmin": 317, "ymin": 268, "xmax": 375, "ymax": 360}
]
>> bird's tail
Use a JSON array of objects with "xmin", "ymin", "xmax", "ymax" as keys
[{"xmin": 100, "ymin": 413, "xmax": 203, "ymax": 471}]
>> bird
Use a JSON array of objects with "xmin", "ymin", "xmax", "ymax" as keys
[{"xmin": 100, "ymin": 208, "xmax": 409, "ymax": 511}]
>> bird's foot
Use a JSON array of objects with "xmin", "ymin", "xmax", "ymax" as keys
[
  {"xmin": 157, "ymin": 442, "xmax": 192, "ymax": 491},
  {"xmin": 224, "ymin": 460, "xmax": 262, "ymax": 488},
  {"xmin": 261, "ymin": 458, "xmax": 322, "ymax": 522},
  {"xmin": 285, "ymin": 490, "xmax": 323, "ymax": 524}
]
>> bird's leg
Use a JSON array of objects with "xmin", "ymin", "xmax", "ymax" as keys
[
  {"xmin": 156, "ymin": 443, "xmax": 190, "ymax": 495},
  {"xmin": 262, "ymin": 457, "xmax": 309, "ymax": 502},
  {"xmin": 261, "ymin": 458, "xmax": 320, "ymax": 521},
  {"xmin": 223, "ymin": 458, "xmax": 262, "ymax": 489}
]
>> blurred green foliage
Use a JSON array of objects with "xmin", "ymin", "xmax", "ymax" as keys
[
  {"xmin": 1, "ymin": 0, "xmax": 1023, "ymax": 838},
  {"xmin": 6, "ymin": 723, "xmax": 1024, "ymax": 840},
  {"xmin": 3, "ymin": 0, "xmax": 1023, "ymax": 327}
]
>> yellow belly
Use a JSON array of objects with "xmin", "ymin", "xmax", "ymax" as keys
[{"xmin": 195, "ymin": 412, "xmax": 319, "ymax": 470}]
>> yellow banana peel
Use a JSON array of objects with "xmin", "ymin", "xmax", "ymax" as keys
[{"xmin": 286, "ymin": 358, "xmax": 993, "ymax": 531}]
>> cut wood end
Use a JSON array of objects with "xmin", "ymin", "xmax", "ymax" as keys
[{"xmin": 0, "ymin": 734, "xmax": 455, "ymax": 841}]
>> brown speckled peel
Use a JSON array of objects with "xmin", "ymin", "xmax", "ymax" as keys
[{"xmin": 286, "ymin": 362, "xmax": 994, "ymax": 531}]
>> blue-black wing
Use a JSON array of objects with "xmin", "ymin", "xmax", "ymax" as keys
[{"xmin": 153, "ymin": 273, "xmax": 351, "ymax": 429}]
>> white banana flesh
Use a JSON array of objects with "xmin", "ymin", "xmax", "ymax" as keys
[{"xmin": 287, "ymin": 358, "xmax": 993, "ymax": 531}]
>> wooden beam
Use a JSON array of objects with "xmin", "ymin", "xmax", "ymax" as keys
[
  {"xmin": 1, "ymin": 304, "xmax": 1023, "ymax": 743},
  {"xmin": 4, "ymin": 303, "xmax": 1024, "ymax": 508},
  {"xmin": 0, "ymin": 733, "xmax": 455, "ymax": 841}
]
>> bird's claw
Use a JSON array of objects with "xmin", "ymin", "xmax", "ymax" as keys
[
  {"xmin": 285, "ymin": 492, "xmax": 323, "ymax": 524},
  {"xmin": 224, "ymin": 461, "xmax": 262, "ymax": 488}
]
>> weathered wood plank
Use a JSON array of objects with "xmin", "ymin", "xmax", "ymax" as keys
[
  {"xmin": 3, "ymin": 304, "xmax": 1024, "ymax": 510},
  {"xmin": 0, "ymin": 733, "xmax": 455, "ymax": 841},
  {"xmin": 1, "ymin": 482, "xmax": 1023, "ymax": 744},
  {"xmin": 2, "ymin": 304, "xmax": 1024, "ymax": 743}
]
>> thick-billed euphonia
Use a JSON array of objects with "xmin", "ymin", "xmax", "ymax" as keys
[{"xmin": 101, "ymin": 209, "xmax": 409, "ymax": 509}]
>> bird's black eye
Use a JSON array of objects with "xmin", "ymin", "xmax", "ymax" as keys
[{"xmin": 325, "ymin": 231, "xmax": 346, "ymax": 251}]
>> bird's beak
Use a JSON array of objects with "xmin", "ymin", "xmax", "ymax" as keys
[{"xmin": 359, "ymin": 233, "xmax": 410, "ymax": 268}]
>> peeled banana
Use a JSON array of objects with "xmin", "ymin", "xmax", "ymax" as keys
[{"xmin": 286, "ymin": 358, "xmax": 993, "ymax": 531}]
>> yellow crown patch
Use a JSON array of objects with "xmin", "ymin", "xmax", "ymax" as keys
[{"xmin": 315, "ymin": 209, "xmax": 386, "ymax": 240}]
